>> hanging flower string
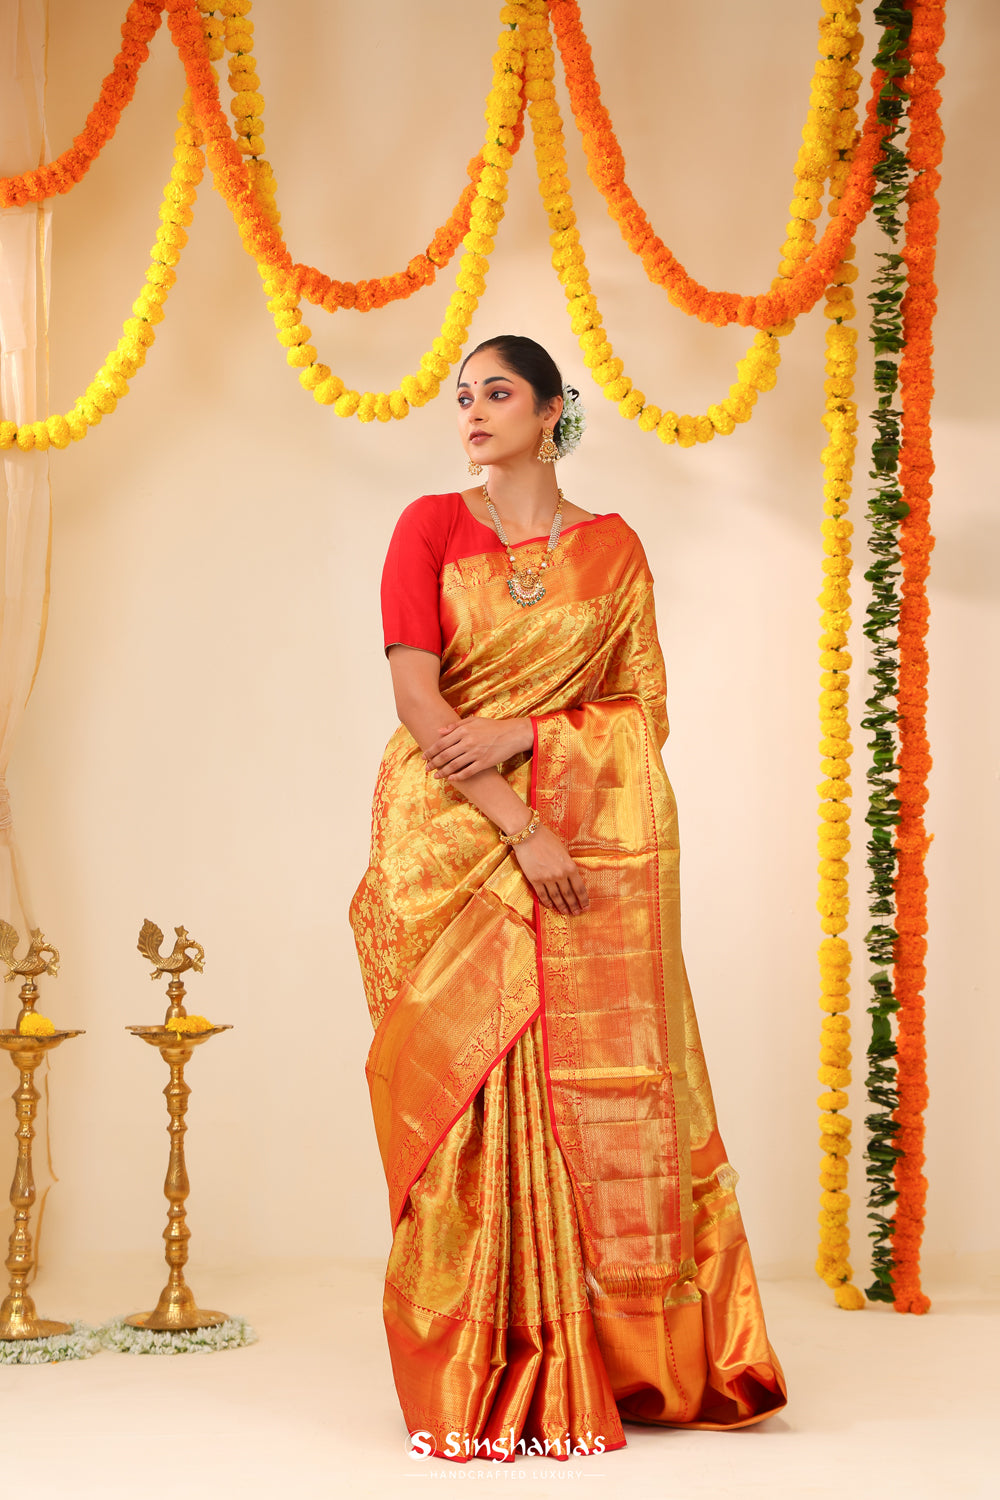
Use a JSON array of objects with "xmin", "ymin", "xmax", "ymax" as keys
[
  {"xmin": 524, "ymin": 1, "xmax": 861, "ymax": 446},
  {"xmin": 890, "ymin": 0, "xmax": 945, "ymax": 1318},
  {"xmin": 163, "ymin": 0, "xmax": 531, "ymax": 421},
  {"xmin": 1, "ymin": 0, "xmax": 884, "ymax": 340},
  {"xmin": 0, "ymin": 0, "xmax": 892, "ymax": 443},
  {"xmin": 813, "ymin": 16, "xmax": 865, "ymax": 1314},
  {"xmin": 861, "ymin": 0, "xmax": 913, "ymax": 1306},
  {"xmin": 197, "ymin": 1, "xmax": 523, "ymax": 418},
  {"xmin": 0, "ymin": 0, "xmax": 526, "ymax": 443},
  {"xmin": 198, "ymin": 0, "xmax": 525, "ymax": 315},
  {"xmin": 0, "ymin": 0, "xmax": 511, "ymax": 315},
  {"xmin": 547, "ymin": 0, "xmax": 887, "ymax": 331},
  {"xmin": 0, "ymin": 0, "xmax": 163, "ymax": 208},
  {"xmin": 0, "ymin": 95, "xmax": 205, "ymax": 453},
  {"xmin": 257, "ymin": 0, "xmax": 526, "ymax": 419},
  {"xmin": 0, "ymin": 0, "xmax": 520, "ymax": 311}
]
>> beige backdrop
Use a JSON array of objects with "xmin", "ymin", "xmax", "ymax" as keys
[{"xmin": 4, "ymin": 0, "xmax": 996, "ymax": 1289}]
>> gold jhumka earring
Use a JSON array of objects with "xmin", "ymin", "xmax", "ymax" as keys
[
  {"xmin": 536, "ymin": 428, "xmax": 559, "ymax": 463},
  {"xmin": 467, "ymin": 457, "xmax": 485, "ymax": 476}
]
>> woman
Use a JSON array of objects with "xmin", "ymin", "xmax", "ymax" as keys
[{"xmin": 350, "ymin": 335, "xmax": 787, "ymax": 1463}]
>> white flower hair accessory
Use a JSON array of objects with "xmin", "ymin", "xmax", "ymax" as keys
[{"xmin": 556, "ymin": 383, "xmax": 586, "ymax": 457}]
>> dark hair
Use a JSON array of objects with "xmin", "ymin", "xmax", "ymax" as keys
[{"xmin": 458, "ymin": 334, "xmax": 566, "ymax": 444}]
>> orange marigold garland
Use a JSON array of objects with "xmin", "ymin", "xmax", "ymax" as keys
[
  {"xmin": 0, "ymin": 0, "xmax": 163, "ymax": 208},
  {"xmin": 890, "ymin": 0, "xmax": 945, "ymax": 1318},
  {"xmin": 547, "ymin": 0, "xmax": 887, "ymax": 331}
]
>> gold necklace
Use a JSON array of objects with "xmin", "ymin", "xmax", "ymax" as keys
[{"xmin": 483, "ymin": 484, "xmax": 565, "ymax": 607}]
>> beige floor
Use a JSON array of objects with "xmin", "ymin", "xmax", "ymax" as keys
[{"xmin": 0, "ymin": 1255, "xmax": 993, "ymax": 1500}]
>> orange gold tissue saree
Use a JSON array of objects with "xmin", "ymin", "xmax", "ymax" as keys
[{"xmin": 350, "ymin": 515, "xmax": 786, "ymax": 1461}]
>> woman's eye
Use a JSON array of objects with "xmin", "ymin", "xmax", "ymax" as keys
[{"xmin": 489, "ymin": 389, "xmax": 509, "ymax": 400}]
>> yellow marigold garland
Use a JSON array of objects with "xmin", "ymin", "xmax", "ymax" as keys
[
  {"xmin": 0, "ymin": 94, "xmax": 205, "ymax": 453},
  {"xmin": 815, "ymin": 281, "xmax": 864, "ymax": 1310},
  {"xmin": 524, "ymin": 3, "xmax": 861, "ymax": 446},
  {"xmin": 311, "ymin": 1, "xmax": 532, "ymax": 420},
  {"xmin": 813, "ymin": 11, "xmax": 865, "ymax": 1312},
  {"xmin": 190, "ymin": 0, "xmax": 532, "ymax": 421}
]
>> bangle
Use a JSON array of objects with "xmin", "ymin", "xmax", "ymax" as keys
[{"xmin": 499, "ymin": 807, "xmax": 541, "ymax": 846}]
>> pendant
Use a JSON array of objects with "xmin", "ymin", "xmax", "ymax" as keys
[{"xmin": 508, "ymin": 574, "xmax": 545, "ymax": 607}]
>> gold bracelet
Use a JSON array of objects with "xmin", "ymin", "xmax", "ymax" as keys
[{"xmin": 499, "ymin": 807, "xmax": 541, "ymax": 846}]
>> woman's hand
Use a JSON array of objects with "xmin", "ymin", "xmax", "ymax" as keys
[
  {"xmin": 424, "ymin": 715, "xmax": 533, "ymax": 781},
  {"xmin": 511, "ymin": 825, "xmax": 589, "ymax": 917}
]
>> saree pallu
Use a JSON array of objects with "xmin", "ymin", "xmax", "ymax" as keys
[{"xmin": 350, "ymin": 515, "xmax": 786, "ymax": 1460}]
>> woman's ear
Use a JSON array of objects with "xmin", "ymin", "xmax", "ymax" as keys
[{"xmin": 544, "ymin": 393, "xmax": 564, "ymax": 430}]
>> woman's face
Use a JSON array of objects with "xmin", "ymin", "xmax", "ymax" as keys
[{"xmin": 456, "ymin": 351, "xmax": 561, "ymax": 469}]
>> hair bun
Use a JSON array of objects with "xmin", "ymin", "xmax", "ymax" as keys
[{"xmin": 556, "ymin": 383, "xmax": 586, "ymax": 457}]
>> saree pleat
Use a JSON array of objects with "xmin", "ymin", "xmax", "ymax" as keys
[
  {"xmin": 353, "ymin": 515, "xmax": 787, "ymax": 1459},
  {"xmin": 383, "ymin": 1017, "xmax": 626, "ymax": 1460}
]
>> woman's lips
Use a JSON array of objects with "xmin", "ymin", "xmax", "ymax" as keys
[{"xmin": 469, "ymin": 432, "xmax": 491, "ymax": 443}]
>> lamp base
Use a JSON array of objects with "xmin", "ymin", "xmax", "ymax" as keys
[
  {"xmin": 125, "ymin": 1306, "xmax": 227, "ymax": 1332},
  {"xmin": 0, "ymin": 1314, "xmax": 72, "ymax": 1341}
]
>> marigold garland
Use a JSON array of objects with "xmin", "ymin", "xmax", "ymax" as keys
[
  {"xmin": 0, "ymin": 96, "xmax": 205, "ymax": 453},
  {"xmin": 196, "ymin": 0, "xmax": 525, "ymax": 315},
  {"xmin": 0, "ymin": 0, "xmax": 900, "ymax": 447},
  {"xmin": 0, "ymin": 0, "xmax": 528, "ymax": 439},
  {"xmin": 165, "ymin": 0, "xmax": 532, "ymax": 421},
  {"xmin": 547, "ymin": 0, "xmax": 887, "ymax": 331},
  {"xmin": 813, "ymin": 16, "xmax": 865, "ymax": 1314},
  {"xmin": 0, "ymin": 0, "xmax": 162, "ymax": 208},
  {"xmin": 890, "ymin": 0, "xmax": 945, "ymax": 1318},
  {"xmin": 196, "ymin": 2, "xmax": 522, "ymax": 415},
  {"xmin": 861, "ymin": 0, "xmax": 914, "ymax": 1306},
  {"xmin": 0, "ymin": 0, "xmax": 517, "ymax": 314},
  {"xmin": 525, "ymin": 2, "xmax": 860, "ymax": 446}
]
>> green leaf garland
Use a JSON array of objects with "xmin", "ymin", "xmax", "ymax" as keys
[{"xmin": 862, "ymin": 0, "xmax": 913, "ymax": 1304}]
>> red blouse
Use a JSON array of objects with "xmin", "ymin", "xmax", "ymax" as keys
[{"xmin": 381, "ymin": 491, "xmax": 611, "ymax": 656}]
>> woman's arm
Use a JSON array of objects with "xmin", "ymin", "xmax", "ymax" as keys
[{"xmin": 387, "ymin": 645, "xmax": 588, "ymax": 916}]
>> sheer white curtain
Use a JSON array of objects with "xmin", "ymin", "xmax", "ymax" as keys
[{"xmin": 0, "ymin": 0, "xmax": 54, "ymax": 1219}]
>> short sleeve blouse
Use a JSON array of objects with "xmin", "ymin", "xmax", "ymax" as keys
[{"xmin": 380, "ymin": 492, "xmax": 501, "ymax": 656}]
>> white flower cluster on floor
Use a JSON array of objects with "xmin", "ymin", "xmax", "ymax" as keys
[
  {"xmin": 0, "ymin": 1322, "xmax": 100, "ymax": 1364},
  {"xmin": 97, "ymin": 1315, "xmax": 258, "ymax": 1356}
]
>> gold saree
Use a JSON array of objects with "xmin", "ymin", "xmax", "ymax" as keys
[{"xmin": 350, "ymin": 515, "xmax": 786, "ymax": 1461}]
